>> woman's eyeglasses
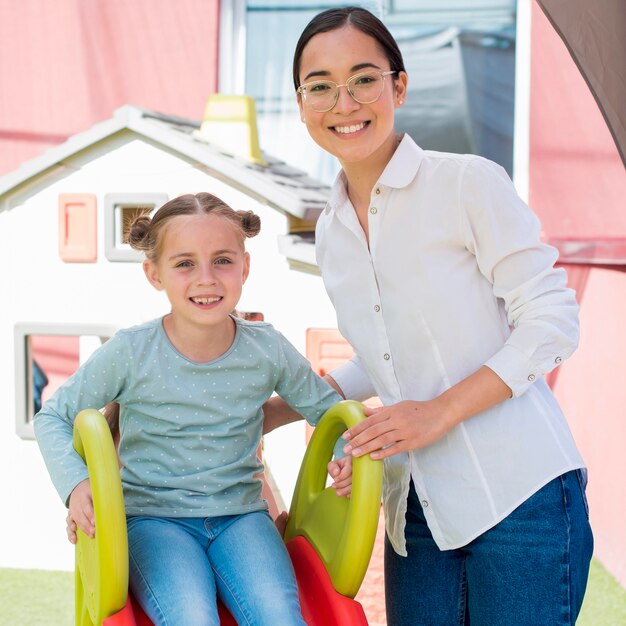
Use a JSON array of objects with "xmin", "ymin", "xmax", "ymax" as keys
[{"xmin": 297, "ymin": 70, "xmax": 397, "ymax": 113}]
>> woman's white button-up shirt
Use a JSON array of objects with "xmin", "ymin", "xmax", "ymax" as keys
[{"xmin": 316, "ymin": 135, "xmax": 584, "ymax": 554}]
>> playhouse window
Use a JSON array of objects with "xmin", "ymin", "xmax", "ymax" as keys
[
  {"xmin": 104, "ymin": 193, "xmax": 168, "ymax": 262},
  {"xmin": 14, "ymin": 323, "xmax": 117, "ymax": 440}
]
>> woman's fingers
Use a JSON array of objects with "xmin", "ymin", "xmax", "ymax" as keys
[
  {"xmin": 342, "ymin": 409, "xmax": 386, "ymax": 441},
  {"xmin": 344, "ymin": 415, "xmax": 398, "ymax": 456}
]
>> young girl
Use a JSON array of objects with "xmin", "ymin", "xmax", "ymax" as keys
[
  {"xmin": 267, "ymin": 6, "xmax": 593, "ymax": 626},
  {"xmin": 34, "ymin": 192, "xmax": 344, "ymax": 626}
]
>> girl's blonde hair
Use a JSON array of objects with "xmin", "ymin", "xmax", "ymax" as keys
[{"xmin": 128, "ymin": 192, "xmax": 261, "ymax": 262}]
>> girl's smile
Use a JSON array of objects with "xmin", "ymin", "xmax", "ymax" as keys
[
  {"xmin": 143, "ymin": 213, "xmax": 250, "ymax": 360},
  {"xmin": 190, "ymin": 296, "xmax": 222, "ymax": 306}
]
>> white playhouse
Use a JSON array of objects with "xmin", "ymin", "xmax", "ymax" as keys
[{"xmin": 0, "ymin": 100, "xmax": 345, "ymax": 572}]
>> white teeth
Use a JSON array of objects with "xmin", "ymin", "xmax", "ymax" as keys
[
  {"xmin": 192, "ymin": 297, "xmax": 221, "ymax": 304},
  {"xmin": 334, "ymin": 122, "xmax": 366, "ymax": 134}
]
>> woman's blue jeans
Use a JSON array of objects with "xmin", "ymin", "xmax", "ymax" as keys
[
  {"xmin": 127, "ymin": 511, "xmax": 306, "ymax": 626},
  {"xmin": 385, "ymin": 470, "xmax": 594, "ymax": 626}
]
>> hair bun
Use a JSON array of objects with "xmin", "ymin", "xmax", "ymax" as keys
[
  {"xmin": 239, "ymin": 210, "xmax": 261, "ymax": 238},
  {"xmin": 127, "ymin": 214, "xmax": 153, "ymax": 250}
]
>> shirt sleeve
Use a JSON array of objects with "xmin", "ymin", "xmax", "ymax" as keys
[
  {"xmin": 33, "ymin": 333, "xmax": 129, "ymax": 505},
  {"xmin": 328, "ymin": 353, "xmax": 377, "ymax": 401},
  {"xmin": 459, "ymin": 157, "xmax": 580, "ymax": 397},
  {"xmin": 273, "ymin": 332, "xmax": 343, "ymax": 426}
]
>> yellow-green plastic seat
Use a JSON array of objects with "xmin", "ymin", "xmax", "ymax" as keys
[
  {"xmin": 73, "ymin": 400, "xmax": 383, "ymax": 624},
  {"xmin": 73, "ymin": 409, "xmax": 128, "ymax": 626}
]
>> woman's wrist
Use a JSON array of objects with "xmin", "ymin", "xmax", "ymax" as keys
[
  {"xmin": 435, "ymin": 366, "xmax": 512, "ymax": 427},
  {"xmin": 432, "ymin": 391, "xmax": 465, "ymax": 432}
]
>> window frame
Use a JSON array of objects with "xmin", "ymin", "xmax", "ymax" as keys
[
  {"xmin": 14, "ymin": 322, "xmax": 118, "ymax": 439},
  {"xmin": 104, "ymin": 193, "xmax": 168, "ymax": 262}
]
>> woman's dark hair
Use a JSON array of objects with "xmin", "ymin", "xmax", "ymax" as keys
[
  {"xmin": 293, "ymin": 6, "xmax": 406, "ymax": 91},
  {"xmin": 127, "ymin": 192, "xmax": 261, "ymax": 262}
]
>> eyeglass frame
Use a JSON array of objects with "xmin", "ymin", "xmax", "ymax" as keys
[{"xmin": 297, "ymin": 69, "xmax": 398, "ymax": 113}]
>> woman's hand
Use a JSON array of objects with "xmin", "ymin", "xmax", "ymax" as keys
[
  {"xmin": 342, "ymin": 366, "xmax": 512, "ymax": 459},
  {"xmin": 342, "ymin": 399, "xmax": 457, "ymax": 459},
  {"xmin": 67, "ymin": 478, "xmax": 95, "ymax": 543},
  {"xmin": 328, "ymin": 455, "xmax": 352, "ymax": 497}
]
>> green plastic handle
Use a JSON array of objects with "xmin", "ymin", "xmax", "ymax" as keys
[
  {"xmin": 284, "ymin": 400, "xmax": 383, "ymax": 598},
  {"xmin": 73, "ymin": 409, "xmax": 128, "ymax": 626}
]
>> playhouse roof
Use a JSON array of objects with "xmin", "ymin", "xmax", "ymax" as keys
[
  {"xmin": 0, "ymin": 105, "xmax": 323, "ymax": 271},
  {"xmin": 0, "ymin": 105, "xmax": 330, "ymax": 222}
]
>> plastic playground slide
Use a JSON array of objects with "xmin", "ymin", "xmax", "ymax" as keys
[{"xmin": 73, "ymin": 400, "xmax": 383, "ymax": 626}]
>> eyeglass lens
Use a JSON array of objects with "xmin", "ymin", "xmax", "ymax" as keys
[{"xmin": 303, "ymin": 71, "xmax": 388, "ymax": 112}]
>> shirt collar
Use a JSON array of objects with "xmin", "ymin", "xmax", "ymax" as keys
[
  {"xmin": 379, "ymin": 133, "xmax": 424, "ymax": 189},
  {"xmin": 325, "ymin": 134, "xmax": 424, "ymax": 215},
  {"xmin": 326, "ymin": 170, "xmax": 349, "ymax": 215}
]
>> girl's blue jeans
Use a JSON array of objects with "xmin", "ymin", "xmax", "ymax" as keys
[
  {"xmin": 385, "ymin": 470, "xmax": 594, "ymax": 626},
  {"xmin": 127, "ymin": 511, "xmax": 306, "ymax": 626}
]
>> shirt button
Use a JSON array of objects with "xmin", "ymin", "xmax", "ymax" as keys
[
  {"xmin": 528, "ymin": 374, "xmax": 536, "ymax": 381},
  {"xmin": 383, "ymin": 353, "xmax": 390, "ymax": 361},
  {"xmin": 369, "ymin": 206, "xmax": 378, "ymax": 214},
  {"xmin": 375, "ymin": 187, "xmax": 381, "ymax": 195},
  {"xmin": 374, "ymin": 305, "xmax": 381, "ymax": 312},
  {"xmin": 555, "ymin": 356, "xmax": 562, "ymax": 364},
  {"xmin": 421, "ymin": 500, "xmax": 429, "ymax": 508}
]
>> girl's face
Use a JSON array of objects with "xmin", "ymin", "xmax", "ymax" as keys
[
  {"xmin": 297, "ymin": 25, "xmax": 407, "ymax": 170},
  {"xmin": 144, "ymin": 213, "xmax": 250, "ymax": 333}
]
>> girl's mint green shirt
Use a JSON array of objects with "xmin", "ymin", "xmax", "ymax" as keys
[{"xmin": 34, "ymin": 316, "xmax": 341, "ymax": 517}]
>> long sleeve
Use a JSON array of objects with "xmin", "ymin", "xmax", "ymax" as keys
[
  {"xmin": 328, "ymin": 353, "xmax": 377, "ymax": 401},
  {"xmin": 34, "ymin": 334, "xmax": 128, "ymax": 504},
  {"xmin": 460, "ymin": 157, "xmax": 580, "ymax": 397}
]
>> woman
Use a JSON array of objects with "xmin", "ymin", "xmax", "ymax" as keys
[{"xmin": 279, "ymin": 6, "xmax": 593, "ymax": 626}]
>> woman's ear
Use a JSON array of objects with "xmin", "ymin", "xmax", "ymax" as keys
[
  {"xmin": 143, "ymin": 259, "xmax": 164, "ymax": 291},
  {"xmin": 394, "ymin": 71, "xmax": 408, "ymax": 107}
]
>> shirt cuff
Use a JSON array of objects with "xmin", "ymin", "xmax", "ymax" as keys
[
  {"xmin": 485, "ymin": 343, "xmax": 538, "ymax": 398},
  {"xmin": 329, "ymin": 358, "xmax": 377, "ymax": 401}
]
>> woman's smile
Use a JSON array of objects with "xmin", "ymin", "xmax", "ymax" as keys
[
  {"xmin": 332, "ymin": 121, "xmax": 368, "ymax": 135},
  {"xmin": 298, "ymin": 25, "xmax": 406, "ymax": 174}
]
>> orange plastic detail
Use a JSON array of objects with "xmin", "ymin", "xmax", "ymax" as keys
[
  {"xmin": 305, "ymin": 328, "xmax": 355, "ymax": 441},
  {"xmin": 58, "ymin": 193, "xmax": 97, "ymax": 262},
  {"xmin": 306, "ymin": 328, "xmax": 354, "ymax": 378}
]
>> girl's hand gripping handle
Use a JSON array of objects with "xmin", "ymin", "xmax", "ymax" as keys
[{"xmin": 68, "ymin": 479, "xmax": 95, "ymax": 543}]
